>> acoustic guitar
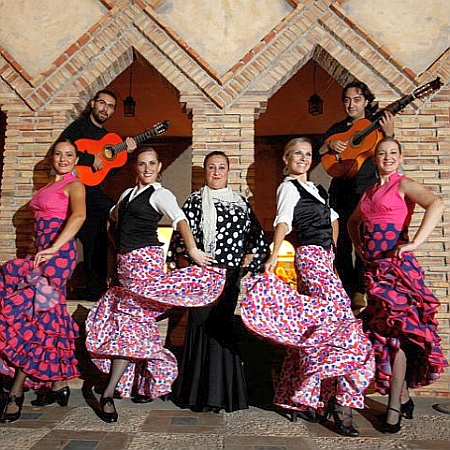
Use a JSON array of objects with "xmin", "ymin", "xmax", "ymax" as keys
[
  {"xmin": 75, "ymin": 120, "xmax": 169, "ymax": 186},
  {"xmin": 321, "ymin": 77, "xmax": 443, "ymax": 179}
]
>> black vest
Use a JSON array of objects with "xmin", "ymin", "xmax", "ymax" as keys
[
  {"xmin": 291, "ymin": 179, "xmax": 333, "ymax": 250},
  {"xmin": 117, "ymin": 187, "xmax": 163, "ymax": 254}
]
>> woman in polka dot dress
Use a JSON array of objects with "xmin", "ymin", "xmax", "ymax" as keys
[
  {"xmin": 0, "ymin": 140, "xmax": 86, "ymax": 423},
  {"xmin": 348, "ymin": 138, "xmax": 448, "ymax": 433},
  {"xmin": 241, "ymin": 138, "xmax": 374, "ymax": 437},
  {"xmin": 167, "ymin": 151, "xmax": 269, "ymax": 413},
  {"xmin": 85, "ymin": 147, "xmax": 225, "ymax": 423}
]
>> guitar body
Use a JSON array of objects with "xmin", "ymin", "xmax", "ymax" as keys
[
  {"xmin": 75, "ymin": 133, "xmax": 129, "ymax": 186},
  {"xmin": 322, "ymin": 118, "xmax": 383, "ymax": 178}
]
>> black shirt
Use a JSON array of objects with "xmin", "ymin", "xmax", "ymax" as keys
[{"xmin": 58, "ymin": 115, "xmax": 108, "ymax": 167}]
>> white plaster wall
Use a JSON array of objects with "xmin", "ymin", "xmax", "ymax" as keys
[
  {"xmin": 0, "ymin": 0, "xmax": 106, "ymax": 79},
  {"xmin": 1, "ymin": 1, "xmax": 449, "ymax": 80},
  {"xmin": 155, "ymin": 0, "xmax": 294, "ymax": 75},
  {"xmin": 342, "ymin": 0, "xmax": 450, "ymax": 75}
]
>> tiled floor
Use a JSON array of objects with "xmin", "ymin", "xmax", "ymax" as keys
[
  {"xmin": 1, "ymin": 389, "xmax": 450, "ymax": 450},
  {"xmin": 1, "ymin": 301, "xmax": 449, "ymax": 450}
]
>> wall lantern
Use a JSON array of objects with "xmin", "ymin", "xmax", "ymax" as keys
[
  {"xmin": 308, "ymin": 61, "xmax": 323, "ymax": 116},
  {"xmin": 123, "ymin": 64, "xmax": 136, "ymax": 117}
]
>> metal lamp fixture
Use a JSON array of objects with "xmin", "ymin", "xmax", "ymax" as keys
[
  {"xmin": 123, "ymin": 64, "xmax": 136, "ymax": 117},
  {"xmin": 308, "ymin": 61, "xmax": 323, "ymax": 116}
]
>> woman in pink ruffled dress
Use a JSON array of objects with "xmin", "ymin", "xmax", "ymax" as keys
[
  {"xmin": 85, "ymin": 147, "xmax": 225, "ymax": 423},
  {"xmin": 0, "ymin": 140, "xmax": 86, "ymax": 423},
  {"xmin": 348, "ymin": 137, "xmax": 447, "ymax": 433},
  {"xmin": 241, "ymin": 137, "xmax": 374, "ymax": 437}
]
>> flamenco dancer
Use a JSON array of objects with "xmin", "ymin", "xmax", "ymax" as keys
[
  {"xmin": 0, "ymin": 140, "xmax": 85, "ymax": 423},
  {"xmin": 85, "ymin": 147, "xmax": 225, "ymax": 423},
  {"xmin": 241, "ymin": 137, "xmax": 374, "ymax": 437},
  {"xmin": 348, "ymin": 137, "xmax": 447, "ymax": 433}
]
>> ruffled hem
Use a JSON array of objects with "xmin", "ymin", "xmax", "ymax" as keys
[
  {"xmin": 365, "ymin": 254, "xmax": 448, "ymax": 393},
  {"xmin": 124, "ymin": 266, "xmax": 226, "ymax": 308},
  {"xmin": 0, "ymin": 259, "xmax": 79, "ymax": 388},
  {"xmin": 85, "ymin": 249, "xmax": 226, "ymax": 398},
  {"xmin": 86, "ymin": 288, "xmax": 179, "ymax": 398},
  {"xmin": 241, "ymin": 271, "xmax": 374, "ymax": 409}
]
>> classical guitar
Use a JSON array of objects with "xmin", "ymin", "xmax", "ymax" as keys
[
  {"xmin": 321, "ymin": 77, "xmax": 443, "ymax": 178},
  {"xmin": 75, "ymin": 120, "xmax": 170, "ymax": 186}
]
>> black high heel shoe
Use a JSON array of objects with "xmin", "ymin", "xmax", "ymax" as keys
[
  {"xmin": 401, "ymin": 398, "xmax": 414, "ymax": 419},
  {"xmin": 1, "ymin": 394, "xmax": 25, "ymax": 423},
  {"xmin": 290, "ymin": 409, "xmax": 317, "ymax": 423},
  {"xmin": 318, "ymin": 401, "xmax": 359, "ymax": 437},
  {"xmin": 100, "ymin": 396, "xmax": 118, "ymax": 423},
  {"xmin": 31, "ymin": 386, "xmax": 70, "ymax": 407},
  {"xmin": 382, "ymin": 406, "xmax": 402, "ymax": 434}
]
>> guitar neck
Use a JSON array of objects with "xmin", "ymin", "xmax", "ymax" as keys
[
  {"xmin": 354, "ymin": 93, "xmax": 416, "ymax": 144},
  {"xmin": 110, "ymin": 129, "xmax": 160, "ymax": 155}
]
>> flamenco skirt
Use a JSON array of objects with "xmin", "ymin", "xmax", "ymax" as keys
[
  {"xmin": 364, "ymin": 253, "xmax": 448, "ymax": 394},
  {"xmin": 0, "ymin": 221, "xmax": 79, "ymax": 388},
  {"xmin": 241, "ymin": 246, "xmax": 374, "ymax": 410},
  {"xmin": 172, "ymin": 268, "xmax": 248, "ymax": 412},
  {"xmin": 86, "ymin": 246, "xmax": 225, "ymax": 399}
]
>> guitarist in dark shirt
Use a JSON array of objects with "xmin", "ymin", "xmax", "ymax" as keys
[
  {"xmin": 317, "ymin": 81, "xmax": 394, "ymax": 312},
  {"xmin": 59, "ymin": 89, "xmax": 136, "ymax": 300}
]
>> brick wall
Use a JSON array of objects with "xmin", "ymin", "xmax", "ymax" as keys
[{"xmin": 0, "ymin": 0, "xmax": 449, "ymax": 395}]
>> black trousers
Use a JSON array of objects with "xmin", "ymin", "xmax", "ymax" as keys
[
  {"xmin": 77, "ymin": 186, "xmax": 114, "ymax": 300},
  {"xmin": 329, "ymin": 178, "xmax": 365, "ymax": 299}
]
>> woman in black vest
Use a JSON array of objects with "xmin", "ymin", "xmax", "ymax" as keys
[
  {"xmin": 241, "ymin": 138, "xmax": 374, "ymax": 436},
  {"xmin": 85, "ymin": 147, "xmax": 225, "ymax": 423}
]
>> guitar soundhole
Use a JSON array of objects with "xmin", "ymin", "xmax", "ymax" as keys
[
  {"xmin": 351, "ymin": 133, "xmax": 363, "ymax": 147},
  {"xmin": 103, "ymin": 146, "xmax": 115, "ymax": 161}
]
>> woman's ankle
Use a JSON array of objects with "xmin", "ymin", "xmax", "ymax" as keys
[{"xmin": 52, "ymin": 381, "xmax": 67, "ymax": 391}]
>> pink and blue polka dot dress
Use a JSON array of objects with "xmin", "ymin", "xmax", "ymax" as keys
[
  {"xmin": 0, "ymin": 173, "xmax": 80, "ymax": 388},
  {"xmin": 359, "ymin": 172, "xmax": 448, "ymax": 394}
]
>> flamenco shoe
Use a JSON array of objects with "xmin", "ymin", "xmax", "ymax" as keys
[
  {"xmin": 290, "ymin": 409, "xmax": 317, "ymax": 423},
  {"xmin": 401, "ymin": 398, "xmax": 414, "ymax": 420},
  {"xmin": 382, "ymin": 407, "xmax": 402, "ymax": 434},
  {"xmin": 31, "ymin": 386, "xmax": 70, "ymax": 407},
  {"xmin": 1, "ymin": 394, "xmax": 25, "ymax": 423},
  {"xmin": 100, "ymin": 396, "xmax": 118, "ymax": 423},
  {"xmin": 318, "ymin": 402, "xmax": 359, "ymax": 437},
  {"xmin": 131, "ymin": 395, "xmax": 151, "ymax": 404}
]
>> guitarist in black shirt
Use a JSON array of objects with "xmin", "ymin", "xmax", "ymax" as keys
[
  {"xmin": 59, "ymin": 90, "xmax": 137, "ymax": 300},
  {"xmin": 316, "ymin": 81, "xmax": 394, "ymax": 312}
]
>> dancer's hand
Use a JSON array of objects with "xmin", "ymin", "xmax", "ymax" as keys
[
  {"xmin": 394, "ymin": 241, "xmax": 417, "ymax": 258},
  {"xmin": 264, "ymin": 254, "xmax": 278, "ymax": 273},
  {"xmin": 188, "ymin": 247, "xmax": 214, "ymax": 267},
  {"xmin": 34, "ymin": 246, "xmax": 58, "ymax": 267}
]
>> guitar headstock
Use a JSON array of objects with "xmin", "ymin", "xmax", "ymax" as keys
[
  {"xmin": 414, "ymin": 77, "xmax": 443, "ymax": 100},
  {"xmin": 153, "ymin": 120, "xmax": 170, "ymax": 136}
]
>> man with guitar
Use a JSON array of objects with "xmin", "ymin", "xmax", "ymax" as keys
[
  {"xmin": 58, "ymin": 89, "xmax": 137, "ymax": 300},
  {"xmin": 317, "ymin": 81, "xmax": 395, "ymax": 312}
]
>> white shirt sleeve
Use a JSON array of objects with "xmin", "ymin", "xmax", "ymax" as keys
[
  {"xmin": 150, "ymin": 186, "xmax": 187, "ymax": 229},
  {"xmin": 273, "ymin": 181, "xmax": 299, "ymax": 235},
  {"xmin": 330, "ymin": 208, "xmax": 339, "ymax": 223}
]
